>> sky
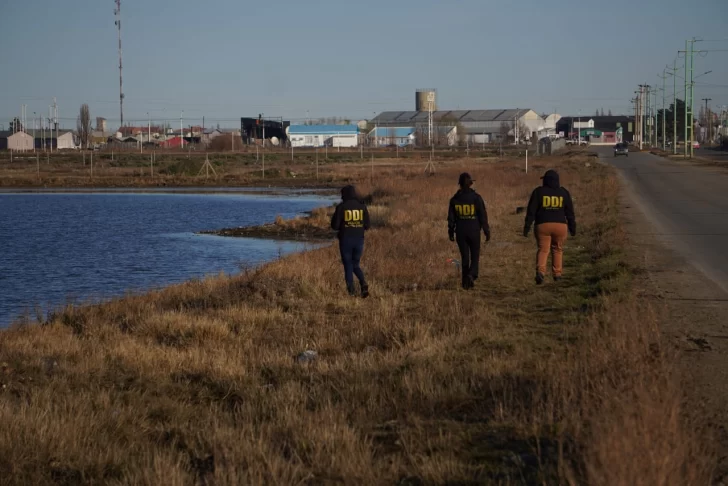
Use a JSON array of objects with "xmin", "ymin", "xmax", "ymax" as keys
[{"xmin": 1, "ymin": 0, "xmax": 727, "ymax": 130}]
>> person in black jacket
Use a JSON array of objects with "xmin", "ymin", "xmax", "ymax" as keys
[
  {"xmin": 331, "ymin": 185, "xmax": 371, "ymax": 297},
  {"xmin": 523, "ymin": 169, "xmax": 576, "ymax": 284},
  {"xmin": 448, "ymin": 173, "xmax": 491, "ymax": 289}
]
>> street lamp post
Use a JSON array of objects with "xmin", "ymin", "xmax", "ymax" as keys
[
  {"xmin": 261, "ymin": 113, "xmax": 265, "ymax": 177},
  {"xmin": 578, "ymin": 110, "xmax": 581, "ymax": 145},
  {"xmin": 180, "ymin": 111, "xmax": 184, "ymax": 150},
  {"xmin": 665, "ymin": 61, "xmax": 678, "ymax": 154},
  {"xmin": 689, "ymin": 70, "xmax": 712, "ymax": 157}
]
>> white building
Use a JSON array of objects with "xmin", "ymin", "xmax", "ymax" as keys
[
  {"xmin": 1, "ymin": 131, "xmax": 34, "ymax": 151},
  {"xmin": 542, "ymin": 114, "xmax": 562, "ymax": 137},
  {"xmin": 55, "ymin": 131, "xmax": 77, "ymax": 149},
  {"xmin": 287, "ymin": 125, "xmax": 359, "ymax": 148}
]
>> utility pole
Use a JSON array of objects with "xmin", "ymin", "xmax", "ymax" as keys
[
  {"xmin": 671, "ymin": 60, "xmax": 678, "ymax": 154},
  {"xmin": 659, "ymin": 70, "xmax": 667, "ymax": 150},
  {"xmin": 703, "ymin": 98, "xmax": 712, "ymax": 144},
  {"xmin": 114, "ymin": 0, "xmax": 124, "ymax": 127},
  {"xmin": 637, "ymin": 86, "xmax": 645, "ymax": 149},
  {"xmin": 683, "ymin": 41, "xmax": 689, "ymax": 157},
  {"xmin": 644, "ymin": 85, "xmax": 651, "ymax": 146},
  {"xmin": 180, "ymin": 111, "xmax": 184, "ymax": 150},
  {"xmin": 686, "ymin": 38, "xmax": 697, "ymax": 158},
  {"xmin": 652, "ymin": 88, "xmax": 664, "ymax": 147}
]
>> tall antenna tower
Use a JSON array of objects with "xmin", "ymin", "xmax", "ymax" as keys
[{"xmin": 114, "ymin": 0, "xmax": 124, "ymax": 127}]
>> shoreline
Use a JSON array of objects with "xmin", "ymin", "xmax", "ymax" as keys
[
  {"xmin": 0, "ymin": 155, "xmax": 711, "ymax": 484},
  {"xmin": 0, "ymin": 186, "xmax": 338, "ymax": 197}
]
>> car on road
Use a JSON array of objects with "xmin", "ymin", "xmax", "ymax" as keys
[
  {"xmin": 614, "ymin": 142, "xmax": 629, "ymax": 157},
  {"xmin": 692, "ymin": 141, "xmax": 701, "ymax": 149}
]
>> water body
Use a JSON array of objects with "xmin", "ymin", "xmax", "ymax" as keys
[{"xmin": 0, "ymin": 191, "xmax": 334, "ymax": 326}]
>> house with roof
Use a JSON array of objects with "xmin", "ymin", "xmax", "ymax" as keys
[
  {"xmin": 0, "ymin": 131, "xmax": 34, "ymax": 151},
  {"xmin": 287, "ymin": 125, "xmax": 359, "ymax": 148},
  {"xmin": 368, "ymin": 127, "xmax": 416, "ymax": 147},
  {"xmin": 34, "ymin": 130, "xmax": 77, "ymax": 150}
]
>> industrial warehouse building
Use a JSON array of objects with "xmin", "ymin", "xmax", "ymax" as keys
[
  {"xmin": 287, "ymin": 125, "xmax": 359, "ymax": 148},
  {"xmin": 371, "ymin": 108, "xmax": 546, "ymax": 144}
]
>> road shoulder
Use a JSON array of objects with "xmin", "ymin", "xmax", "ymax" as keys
[{"xmin": 618, "ymin": 178, "xmax": 728, "ymax": 481}]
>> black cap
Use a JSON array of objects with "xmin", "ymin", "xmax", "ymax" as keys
[
  {"xmin": 540, "ymin": 169, "xmax": 558, "ymax": 179},
  {"xmin": 458, "ymin": 172, "xmax": 474, "ymax": 186}
]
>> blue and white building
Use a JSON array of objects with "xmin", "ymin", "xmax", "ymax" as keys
[
  {"xmin": 368, "ymin": 127, "xmax": 416, "ymax": 147},
  {"xmin": 286, "ymin": 125, "xmax": 359, "ymax": 148}
]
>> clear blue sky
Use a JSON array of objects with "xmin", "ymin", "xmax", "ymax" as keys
[{"xmin": 1, "ymin": 0, "xmax": 726, "ymax": 130}]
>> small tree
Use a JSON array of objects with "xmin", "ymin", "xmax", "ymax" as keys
[
  {"xmin": 387, "ymin": 127, "xmax": 397, "ymax": 146},
  {"xmin": 209, "ymin": 133, "xmax": 235, "ymax": 151},
  {"xmin": 76, "ymin": 104, "xmax": 92, "ymax": 148},
  {"xmin": 500, "ymin": 121, "xmax": 512, "ymax": 141},
  {"xmin": 516, "ymin": 120, "xmax": 530, "ymax": 142},
  {"xmin": 9, "ymin": 117, "xmax": 24, "ymax": 132}
]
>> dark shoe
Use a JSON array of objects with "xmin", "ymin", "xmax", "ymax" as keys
[
  {"xmin": 347, "ymin": 284, "xmax": 357, "ymax": 296},
  {"xmin": 553, "ymin": 276, "xmax": 562, "ymax": 282},
  {"xmin": 462, "ymin": 275, "xmax": 475, "ymax": 290},
  {"xmin": 535, "ymin": 273, "xmax": 545, "ymax": 285},
  {"xmin": 361, "ymin": 284, "xmax": 369, "ymax": 299}
]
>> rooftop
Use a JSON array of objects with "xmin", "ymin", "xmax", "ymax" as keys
[
  {"xmin": 370, "ymin": 127, "xmax": 416, "ymax": 138},
  {"xmin": 288, "ymin": 124, "xmax": 358, "ymax": 135},
  {"xmin": 372, "ymin": 109, "xmax": 535, "ymax": 124}
]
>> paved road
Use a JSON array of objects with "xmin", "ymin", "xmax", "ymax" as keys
[{"xmin": 598, "ymin": 146, "xmax": 728, "ymax": 293}]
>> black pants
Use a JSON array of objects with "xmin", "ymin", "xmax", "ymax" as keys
[
  {"xmin": 339, "ymin": 237, "xmax": 366, "ymax": 290},
  {"xmin": 456, "ymin": 231, "xmax": 480, "ymax": 285}
]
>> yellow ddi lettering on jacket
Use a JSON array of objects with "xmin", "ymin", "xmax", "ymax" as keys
[
  {"xmin": 542, "ymin": 196, "xmax": 564, "ymax": 208},
  {"xmin": 455, "ymin": 204, "xmax": 476, "ymax": 219},
  {"xmin": 344, "ymin": 209, "xmax": 364, "ymax": 227}
]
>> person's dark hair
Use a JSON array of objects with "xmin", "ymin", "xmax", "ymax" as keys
[
  {"xmin": 458, "ymin": 172, "xmax": 474, "ymax": 188},
  {"xmin": 541, "ymin": 169, "xmax": 560, "ymax": 189},
  {"xmin": 341, "ymin": 185, "xmax": 358, "ymax": 201}
]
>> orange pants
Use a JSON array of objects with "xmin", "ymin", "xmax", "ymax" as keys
[{"xmin": 535, "ymin": 223, "xmax": 568, "ymax": 277}]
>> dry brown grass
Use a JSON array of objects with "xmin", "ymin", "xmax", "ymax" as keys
[{"xmin": 0, "ymin": 155, "xmax": 714, "ymax": 484}]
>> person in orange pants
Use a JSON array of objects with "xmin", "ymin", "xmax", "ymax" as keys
[{"xmin": 523, "ymin": 169, "xmax": 576, "ymax": 284}]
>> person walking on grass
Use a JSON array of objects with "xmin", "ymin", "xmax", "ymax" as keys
[
  {"xmin": 331, "ymin": 185, "xmax": 371, "ymax": 298},
  {"xmin": 448, "ymin": 172, "xmax": 491, "ymax": 290},
  {"xmin": 523, "ymin": 169, "xmax": 576, "ymax": 285}
]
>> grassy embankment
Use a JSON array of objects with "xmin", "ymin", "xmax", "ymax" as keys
[
  {"xmin": 0, "ymin": 147, "xmax": 516, "ymax": 188},
  {"xmin": 0, "ymin": 154, "xmax": 714, "ymax": 484}
]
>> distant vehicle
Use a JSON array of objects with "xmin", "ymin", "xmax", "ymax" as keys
[
  {"xmin": 566, "ymin": 138, "xmax": 588, "ymax": 146},
  {"xmin": 614, "ymin": 142, "xmax": 629, "ymax": 157},
  {"xmin": 692, "ymin": 141, "xmax": 701, "ymax": 149}
]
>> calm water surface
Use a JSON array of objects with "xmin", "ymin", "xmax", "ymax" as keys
[{"xmin": 0, "ymin": 191, "xmax": 333, "ymax": 326}]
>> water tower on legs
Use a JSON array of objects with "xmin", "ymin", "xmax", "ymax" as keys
[{"xmin": 415, "ymin": 89, "xmax": 437, "ymax": 112}]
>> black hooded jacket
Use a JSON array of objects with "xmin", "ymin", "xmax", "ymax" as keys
[
  {"xmin": 448, "ymin": 188, "xmax": 489, "ymax": 236},
  {"xmin": 524, "ymin": 170, "xmax": 576, "ymax": 234},
  {"xmin": 331, "ymin": 185, "xmax": 370, "ymax": 239}
]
